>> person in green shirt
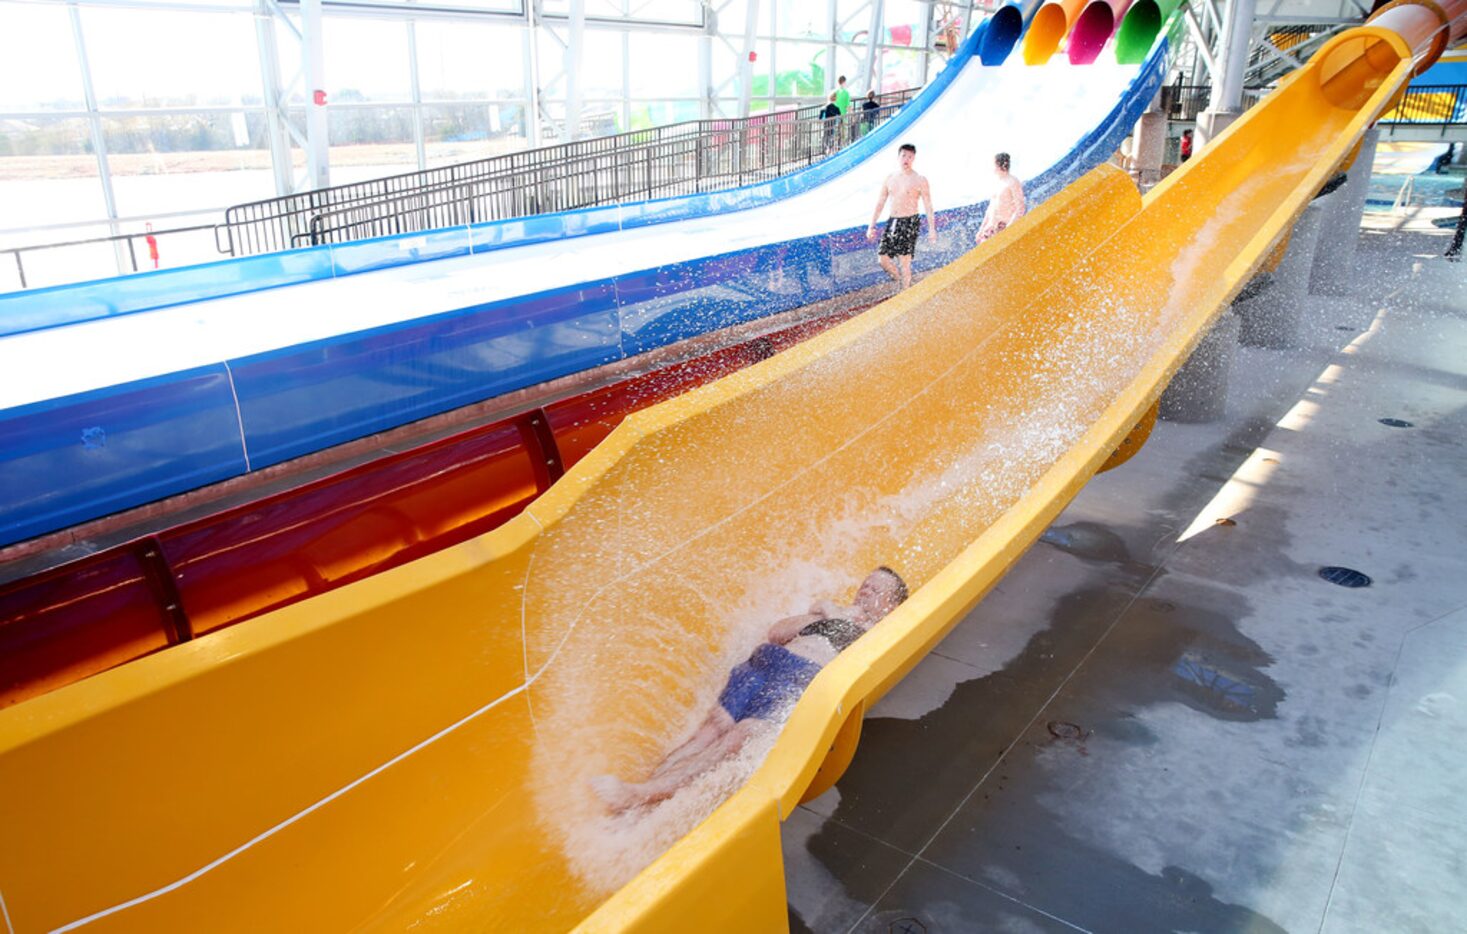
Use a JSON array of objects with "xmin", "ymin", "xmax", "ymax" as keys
[{"xmin": 834, "ymin": 75, "xmax": 852, "ymax": 114}]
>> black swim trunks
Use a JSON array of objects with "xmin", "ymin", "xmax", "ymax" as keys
[
  {"xmin": 878, "ymin": 214, "xmax": 921, "ymax": 257},
  {"xmin": 797, "ymin": 617, "xmax": 866, "ymax": 652}
]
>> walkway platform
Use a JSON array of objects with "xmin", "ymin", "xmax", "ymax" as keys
[{"xmin": 785, "ymin": 206, "xmax": 1467, "ymax": 932}]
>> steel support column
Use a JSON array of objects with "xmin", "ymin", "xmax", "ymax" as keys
[
  {"xmin": 1212, "ymin": 0, "xmax": 1255, "ymax": 114},
  {"xmin": 699, "ymin": 1, "xmax": 716, "ymax": 119},
  {"xmin": 406, "ymin": 19, "xmax": 426, "ymax": 170},
  {"xmin": 622, "ymin": 31, "xmax": 632, "ymax": 129},
  {"xmin": 255, "ymin": 0, "xmax": 297, "ymax": 197},
  {"xmin": 1196, "ymin": 0, "xmax": 1255, "ymax": 147},
  {"xmin": 861, "ymin": 0, "xmax": 884, "ymax": 94},
  {"xmin": 526, "ymin": 0, "xmax": 544, "ymax": 146},
  {"xmin": 919, "ymin": 0, "xmax": 934, "ymax": 85},
  {"xmin": 66, "ymin": 2, "xmax": 125, "ymax": 274},
  {"xmin": 1182, "ymin": 6, "xmax": 1218, "ymax": 82},
  {"xmin": 1202, "ymin": 0, "xmax": 1224, "ymax": 36},
  {"xmin": 827, "ymin": 0, "xmax": 840, "ymax": 95},
  {"xmin": 737, "ymin": 0, "xmax": 761, "ymax": 116},
  {"xmin": 299, "ymin": 0, "xmax": 330, "ymax": 190},
  {"xmin": 563, "ymin": 0, "xmax": 586, "ymax": 139},
  {"xmin": 67, "ymin": 2, "xmax": 133, "ymax": 272}
]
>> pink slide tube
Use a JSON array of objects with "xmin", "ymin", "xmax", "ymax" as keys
[{"xmin": 1067, "ymin": 0, "xmax": 1133, "ymax": 64}]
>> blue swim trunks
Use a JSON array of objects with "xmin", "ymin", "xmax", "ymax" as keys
[{"xmin": 718, "ymin": 643, "xmax": 823, "ymax": 722}]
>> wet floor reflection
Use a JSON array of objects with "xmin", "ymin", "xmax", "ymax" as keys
[{"xmin": 789, "ymin": 562, "xmax": 1289, "ymax": 933}]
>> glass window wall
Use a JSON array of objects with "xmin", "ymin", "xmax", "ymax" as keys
[
  {"xmin": 82, "ymin": 8, "xmax": 262, "ymax": 109},
  {"xmin": 324, "ymin": 16, "xmax": 414, "ymax": 104},
  {"xmin": 415, "ymin": 20, "xmax": 528, "ymax": 101},
  {"xmin": 0, "ymin": 3, "xmax": 85, "ymax": 112},
  {"xmin": 0, "ymin": 0, "xmax": 951, "ymax": 286},
  {"xmin": 422, "ymin": 101, "xmax": 528, "ymax": 167},
  {"xmin": 627, "ymin": 33, "xmax": 699, "ymax": 99}
]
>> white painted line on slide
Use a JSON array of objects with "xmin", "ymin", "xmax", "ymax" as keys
[{"xmin": 50, "ymin": 682, "xmax": 530, "ymax": 932}]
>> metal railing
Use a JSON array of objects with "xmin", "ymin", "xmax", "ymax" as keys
[
  {"xmin": 2, "ymin": 90, "xmax": 919, "ymax": 293},
  {"xmin": 295, "ymin": 100, "xmax": 912, "ymax": 248},
  {"xmin": 1164, "ymin": 82, "xmax": 1269, "ymax": 121},
  {"xmin": 2, "ymin": 224, "xmax": 218, "ymax": 293},
  {"xmin": 1245, "ymin": 23, "xmax": 1351, "ymax": 86},
  {"xmin": 220, "ymin": 89, "xmax": 918, "ymax": 255},
  {"xmin": 1165, "ymin": 81, "xmax": 1467, "ymax": 131},
  {"xmin": 1378, "ymin": 84, "xmax": 1467, "ymax": 130}
]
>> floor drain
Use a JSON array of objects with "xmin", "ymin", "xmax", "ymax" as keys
[
  {"xmin": 1379, "ymin": 418, "xmax": 1414, "ymax": 428},
  {"xmin": 889, "ymin": 919, "xmax": 927, "ymax": 934},
  {"xmin": 1319, "ymin": 566, "xmax": 1372, "ymax": 588},
  {"xmin": 1047, "ymin": 721, "xmax": 1084, "ymax": 740}
]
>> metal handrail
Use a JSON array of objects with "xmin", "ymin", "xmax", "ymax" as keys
[
  {"xmin": 1, "ymin": 91, "xmax": 919, "ymax": 292},
  {"xmin": 291, "ymin": 100, "xmax": 913, "ymax": 248},
  {"xmin": 1245, "ymin": 22, "xmax": 1350, "ymax": 85},
  {"xmin": 2, "ymin": 225, "xmax": 217, "ymax": 292},
  {"xmin": 1377, "ymin": 83, "xmax": 1467, "ymax": 126},
  {"xmin": 218, "ymin": 88, "xmax": 919, "ymax": 255},
  {"xmin": 1164, "ymin": 82, "xmax": 1271, "ymax": 121}
]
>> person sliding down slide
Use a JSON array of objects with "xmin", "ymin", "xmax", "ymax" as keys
[{"xmin": 591, "ymin": 567, "xmax": 910, "ymax": 813}]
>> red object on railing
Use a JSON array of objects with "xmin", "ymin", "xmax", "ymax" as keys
[
  {"xmin": 145, "ymin": 223, "xmax": 159, "ymax": 269},
  {"xmin": 0, "ymin": 308, "xmax": 860, "ymax": 708}
]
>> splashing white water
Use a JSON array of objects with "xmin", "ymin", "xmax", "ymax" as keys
[{"xmin": 527, "ymin": 170, "xmax": 1323, "ymax": 897}]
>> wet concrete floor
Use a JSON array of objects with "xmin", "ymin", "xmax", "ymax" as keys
[{"xmin": 784, "ymin": 210, "xmax": 1467, "ymax": 933}]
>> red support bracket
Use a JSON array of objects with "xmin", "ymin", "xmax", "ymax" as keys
[
  {"xmin": 136, "ymin": 537, "xmax": 193, "ymax": 645},
  {"xmin": 519, "ymin": 408, "xmax": 565, "ymax": 493}
]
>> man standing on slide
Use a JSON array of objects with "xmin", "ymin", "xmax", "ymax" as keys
[{"xmin": 867, "ymin": 143, "xmax": 938, "ymax": 290}]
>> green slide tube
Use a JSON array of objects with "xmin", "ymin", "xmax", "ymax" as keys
[{"xmin": 1115, "ymin": 0, "xmax": 1182, "ymax": 64}]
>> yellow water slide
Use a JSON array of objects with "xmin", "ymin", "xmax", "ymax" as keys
[{"xmin": 0, "ymin": 9, "xmax": 1460, "ymax": 933}]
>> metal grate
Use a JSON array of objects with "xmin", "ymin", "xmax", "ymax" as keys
[{"xmin": 1318, "ymin": 566, "xmax": 1372, "ymax": 588}]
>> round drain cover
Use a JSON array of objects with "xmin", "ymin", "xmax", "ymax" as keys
[
  {"xmin": 1319, "ymin": 566, "xmax": 1371, "ymax": 588},
  {"xmin": 1379, "ymin": 418, "xmax": 1414, "ymax": 428},
  {"xmin": 1047, "ymin": 721, "xmax": 1084, "ymax": 740}
]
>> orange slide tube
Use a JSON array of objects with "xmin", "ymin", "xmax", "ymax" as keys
[
  {"xmin": 1368, "ymin": 0, "xmax": 1467, "ymax": 72},
  {"xmin": 1022, "ymin": 0, "xmax": 1088, "ymax": 63}
]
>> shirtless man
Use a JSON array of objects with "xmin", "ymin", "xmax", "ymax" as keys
[
  {"xmin": 976, "ymin": 152, "xmax": 1025, "ymax": 244},
  {"xmin": 867, "ymin": 143, "xmax": 938, "ymax": 290},
  {"xmin": 591, "ymin": 567, "xmax": 909, "ymax": 813}
]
